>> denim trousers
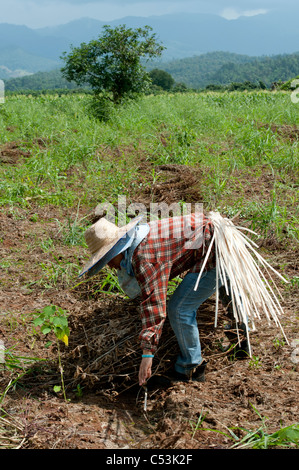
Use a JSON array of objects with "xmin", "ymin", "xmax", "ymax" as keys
[{"xmin": 167, "ymin": 268, "xmax": 222, "ymax": 375}]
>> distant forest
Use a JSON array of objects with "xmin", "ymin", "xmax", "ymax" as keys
[
  {"xmin": 4, "ymin": 51, "xmax": 299, "ymax": 92},
  {"xmin": 152, "ymin": 51, "xmax": 299, "ymax": 88}
]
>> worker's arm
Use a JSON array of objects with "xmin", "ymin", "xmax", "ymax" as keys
[
  {"xmin": 139, "ymin": 350, "xmax": 154, "ymax": 385},
  {"xmin": 136, "ymin": 261, "xmax": 172, "ymax": 385}
]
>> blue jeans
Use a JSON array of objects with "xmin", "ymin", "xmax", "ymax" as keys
[{"xmin": 167, "ymin": 268, "xmax": 221, "ymax": 375}]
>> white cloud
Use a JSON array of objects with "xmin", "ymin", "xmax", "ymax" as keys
[
  {"xmin": 0, "ymin": 0, "xmax": 295, "ymax": 29},
  {"xmin": 0, "ymin": 1, "xmax": 207, "ymax": 28},
  {"xmin": 221, "ymin": 8, "xmax": 268, "ymax": 20}
]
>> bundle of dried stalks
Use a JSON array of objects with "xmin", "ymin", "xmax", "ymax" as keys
[
  {"xmin": 0, "ymin": 413, "xmax": 26, "ymax": 449},
  {"xmin": 195, "ymin": 211, "xmax": 290, "ymax": 356},
  {"xmin": 65, "ymin": 295, "xmax": 218, "ymax": 392}
]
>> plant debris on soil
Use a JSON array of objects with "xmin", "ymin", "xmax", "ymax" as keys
[{"xmin": 0, "ymin": 144, "xmax": 298, "ymax": 451}]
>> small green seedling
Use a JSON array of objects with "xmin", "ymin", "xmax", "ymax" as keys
[
  {"xmin": 33, "ymin": 305, "xmax": 69, "ymax": 401},
  {"xmin": 249, "ymin": 355, "xmax": 262, "ymax": 369},
  {"xmin": 33, "ymin": 305, "xmax": 69, "ymax": 346}
]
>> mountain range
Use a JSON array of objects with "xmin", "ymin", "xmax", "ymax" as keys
[
  {"xmin": 0, "ymin": 11, "xmax": 299, "ymax": 80},
  {"xmin": 5, "ymin": 51, "xmax": 299, "ymax": 91}
]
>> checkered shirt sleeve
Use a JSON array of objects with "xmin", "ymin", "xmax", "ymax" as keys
[{"xmin": 131, "ymin": 213, "xmax": 215, "ymax": 353}]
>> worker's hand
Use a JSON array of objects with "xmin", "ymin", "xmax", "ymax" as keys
[{"xmin": 139, "ymin": 357, "xmax": 153, "ymax": 386}]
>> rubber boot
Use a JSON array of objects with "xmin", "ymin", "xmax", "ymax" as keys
[
  {"xmin": 219, "ymin": 286, "xmax": 249, "ymax": 359},
  {"xmin": 171, "ymin": 360, "xmax": 208, "ymax": 383},
  {"xmin": 190, "ymin": 359, "xmax": 208, "ymax": 382},
  {"xmin": 224, "ymin": 322, "xmax": 249, "ymax": 359}
]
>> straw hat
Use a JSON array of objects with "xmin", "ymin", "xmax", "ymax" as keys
[{"xmin": 79, "ymin": 215, "xmax": 143, "ymax": 277}]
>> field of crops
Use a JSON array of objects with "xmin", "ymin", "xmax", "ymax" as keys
[{"xmin": 0, "ymin": 91, "xmax": 298, "ymax": 450}]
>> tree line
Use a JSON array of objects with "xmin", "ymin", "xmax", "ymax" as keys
[
  {"xmin": 3, "ymin": 25, "xmax": 298, "ymax": 120},
  {"xmin": 156, "ymin": 51, "xmax": 299, "ymax": 89}
]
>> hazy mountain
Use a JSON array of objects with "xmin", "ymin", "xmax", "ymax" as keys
[
  {"xmin": 35, "ymin": 17, "xmax": 106, "ymax": 45},
  {"xmin": 0, "ymin": 12, "xmax": 299, "ymax": 79},
  {"xmin": 5, "ymin": 51, "xmax": 299, "ymax": 91},
  {"xmin": 0, "ymin": 23, "xmax": 68, "ymax": 60},
  {"xmin": 0, "ymin": 46, "xmax": 59, "ymax": 78},
  {"xmin": 35, "ymin": 12, "xmax": 299, "ymax": 58}
]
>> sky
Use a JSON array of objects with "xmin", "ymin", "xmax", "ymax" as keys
[{"xmin": 0, "ymin": 0, "xmax": 295, "ymax": 29}]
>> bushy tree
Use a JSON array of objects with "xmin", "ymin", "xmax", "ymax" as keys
[
  {"xmin": 61, "ymin": 24, "xmax": 165, "ymax": 105},
  {"xmin": 148, "ymin": 68, "xmax": 175, "ymax": 91}
]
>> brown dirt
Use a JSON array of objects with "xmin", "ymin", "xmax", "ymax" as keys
[
  {"xmin": 258, "ymin": 122, "xmax": 299, "ymax": 143},
  {"xmin": 0, "ymin": 139, "xmax": 49, "ymax": 165},
  {"xmin": 0, "ymin": 156, "xmax": 298, "ymax": 450},
  {"xmin": 0, "ymin": 141, "xmax": 31, "ymax": 164}
]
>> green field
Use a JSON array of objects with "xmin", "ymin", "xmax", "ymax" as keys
[
  {"xmin": 1, "ymin": 91, "xmax": 298, "ymax": 237},
  {"xmin": 0, "ymin": 91, "xmax": 298, "ymax": 449}
]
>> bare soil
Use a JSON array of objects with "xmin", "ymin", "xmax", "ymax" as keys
[{"xmin": 0, "ymin": 147, "xmax": 298, "ymax": 450}]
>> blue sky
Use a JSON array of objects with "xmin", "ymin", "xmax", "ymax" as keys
[{"xmin": 0, "ymin": 0, "xmax": 296, "ymax": 28}]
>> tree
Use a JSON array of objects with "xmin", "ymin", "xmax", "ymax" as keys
[
  {"xmin": 60, "ymin": 24, "xmax": 165, "ymax": 105},
  {"xmin": 148, "ymin": 68, "xmax": 175, "ymax": 91}
]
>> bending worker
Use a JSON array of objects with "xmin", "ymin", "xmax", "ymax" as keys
[{"xmin": 79, "ymin": 211, "xmax": 248, "ymax": 386}]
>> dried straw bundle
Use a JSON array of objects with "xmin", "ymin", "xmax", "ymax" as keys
[
  {"xmin": 195, "ymin": 211, "xmax": 289, "ymax": 356},
  {"xmin": 67, "ymin": 299, "xmax": 179, "ymax": 390},
  {"xmin": 66, "ymin": 296, "xmax": 216, "ymax": 391}
]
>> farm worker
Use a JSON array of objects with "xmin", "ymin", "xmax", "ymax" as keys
[{"xmin": 79, "ymin": 212, "xmax": 248, "ymax": 386}]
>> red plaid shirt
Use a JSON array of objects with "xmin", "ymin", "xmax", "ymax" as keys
[{"xmin": 131, "ymin": 213, "xmax": 215, "ymax": 353}]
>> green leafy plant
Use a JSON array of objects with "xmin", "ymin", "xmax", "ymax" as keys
[
  {"xmin": 0, "ymin": 349, "xmax": 44, "ymax": 407},
  {"xmin": 203, "ymin": 404, "xmax": 299, "ymax": 449},
  {"xmin": 189, "ymin": 408, "xmax": 208, "ymax": 438},
  {"xmin": 248, "ymin": 355, "xmax": 262, "ymax": 369},
  {"xmin": 230, "ymin": 405, "xmax": 299, "ymax": 449},
  {"xmin": 40, "ymin": 237, "xmax": 55, "ymax": 253},
  {"xmin": 33, "ymin": 305, "xmax": 69, "ymax": 401},
  {"xmin": 38, "ymin": 258, "xmax": 78, "ymax": 289},
  {"xmin": 55, "ymin": 203, "xmax": 86, "ymax": 246},
  {"xmin": 74, "ymin": 384, "xmax": 84, "ymax": 399},
  {"xmin": 33, "ymin": 305, "xmax": 69, "ymax": 345},
  {"xmin": 272, "ymin": 336, "xmax": 286, "ymax": 349}
]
